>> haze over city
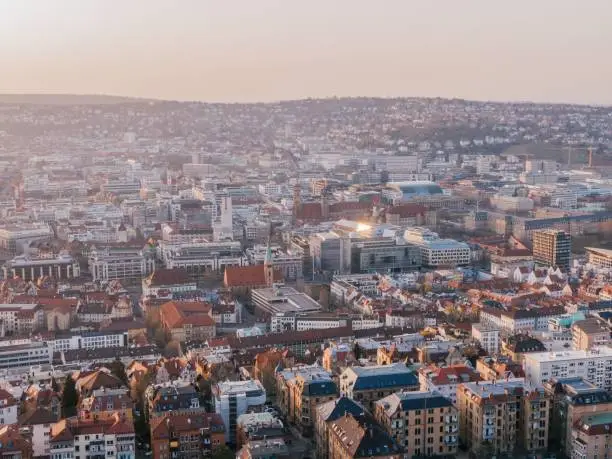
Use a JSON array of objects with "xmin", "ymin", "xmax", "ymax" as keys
[{"xmin": 1, "ymin": 0, "xmax": 612, "ymax": 104}]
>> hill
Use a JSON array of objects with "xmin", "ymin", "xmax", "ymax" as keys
[{"xmin": 0, "ymin": 94, "xmax": 153, "ymax": 105}]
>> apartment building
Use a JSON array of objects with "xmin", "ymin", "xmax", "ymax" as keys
[
  {"xmin": 18, "ymin": 408, "xmax": 59, "ymax": 457},
  {"xmin": 471, "ymin": 324, "xmax": 500, "ymax": 355},
  {"xmin": 276, "ymin": 367, "xmax": 337, "ymax": 434},
  {"xmin": 0, "ymin": 303, "xmax": 45, "ymax": 335},
  {"xmin": 523, "ymin": 347, "xmax": 612, "ymax": 390},
  {"xmin": 532, "ymin": 229, "xmax": 571, "ymax": 271},
  {"xmin": 79, "ymin": 388, "xmax": 134, "ymax": 423},
  {"xmin": 375, "ymin": 391, "xmax": 458, "ymax": 458},
  {"xmin": 457, "ymin": 380, "xmax": 550, "ymax": 456},
  {"xmin": 339, "ymin": 363, "xmax": 419, "ymax": 412},
  {"xmin": 150, "ymin": 412, "xmax": 225, "ymax": 459},
  {"xmin": 479, "ymin": 306, "xmax": 566, "ymax": 335},
  {"xmin": 571, "ymin": 412, "xmax": 612, "ymax": 459},
  {"xmin": 213, "ymin": 380, "xmax": 266, "ymax": 443},
  {"xmin": 0, "ymin": 388, "xmax": 18, "ymax": 426},
  {"xmin": 327, "ymin": 412, "xmax": 405, "ymax": 459},
  {"xmin": 417, "ymin": 365, "xmax": 482, "ymax": 406},
  {"xmin": 314, "ymin": 397, "xmax": 366, "ymax": 459},
  {"xmin": 571, "ymin": 318, "xmax": 611, "ymax": 351},
  {"xmin": 543, "ymin": 377, "xmax": 612, "ymax": 456},
  {"xmin": 0, "ymin": 425, "xmax": 33, "ymax": 459},
  {"xmin": 49, "ymin": 413, "xmax": 135, "ymax": 459}
]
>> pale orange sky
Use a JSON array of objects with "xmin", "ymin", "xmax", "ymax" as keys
[{"xmin": 1, "ymin": 0, "xmax": 611, "ymax": 104}]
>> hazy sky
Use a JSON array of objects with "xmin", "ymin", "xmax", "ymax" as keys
[{"xmin": 1, "ymin": 0, "xmax": 611, "ymax": 104}]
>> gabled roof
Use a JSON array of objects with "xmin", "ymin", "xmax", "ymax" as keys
[
  {"xmin": 160, "ymin": 301, "xmax": 214, "ymax": 328},
  {"xmin": 328, "ymin": 412, "xmax": 403, "ymax": 457},
  {"xmin": 376, "ymin": 391, "xmax": 453, "ymax": 416},
  {"xmin": 150, "ymin": 412, "xmax": 225, "ymax": 439},
  {"xmin": 317, "ymin": 396, "xmax": 366, "ymax": 423},
  {"xmin": 76, "ymin": 370, "xmax": 125, "ymax": 393},
  {"xmin": 349, "ymin": 364, "xmax": 418, "ymax": 391},
  {"xmin": 145, "ymin": 268, "xmax": 191, "ymax": 287},
  {"xmin": 19, "ymin": 407, "xmax": 59, "ymax": 425},
  {"xmin": 223, "ymin": 265, "xmax": 283, "ymax": 288}
]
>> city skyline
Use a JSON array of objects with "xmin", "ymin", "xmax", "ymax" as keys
[{"xmin": 1, "ymin": 0, "xmax": 612, "ymax": 105}]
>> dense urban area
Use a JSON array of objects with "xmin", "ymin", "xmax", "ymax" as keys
[{"xmin": 1, "ymin": 95, "xmax": 612, "ymax": 459}]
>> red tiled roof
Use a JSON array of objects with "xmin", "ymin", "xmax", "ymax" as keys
[
  {"xmin": 223, "ymin": 265, "xmax": 283, "ymax": 288},
  {"xmin": 160, "ymin": 301, "xmax": 214, "ymax": 328},
  {"xmin": 150, "ymin": 412, "xmax": 224, "ymax": 439},
  {"xmin": 295, "ymin": 202, "xmax": 323, "ymax": 221},
  {"xmin": 145, "ymin": 268, "xmax": 191, "ymax": 286},
  {"xmin": 387, "ymin": 204, "xmax": 427, "ymax": 218}
]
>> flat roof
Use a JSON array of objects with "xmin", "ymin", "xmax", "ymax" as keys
[
  {"xmin": 252, "ymin": 286, "xmax": 322, "ymax": 314},
  {"xmin": 524, "ymin": 347, "xmax": 612, "ymax": 363}
]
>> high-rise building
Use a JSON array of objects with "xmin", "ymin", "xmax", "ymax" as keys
[{"xmin": 532, "ymin": 229, "xmax": 571, "ymax": 271}]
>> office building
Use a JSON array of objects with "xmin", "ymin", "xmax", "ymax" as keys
[
  {"xmin": 403, "ymin": 228, "xmax": 470, "ymax": 268},
  {"xmin": 213, "ymin": 379, "xmax": 266, "ymax": 443},
  {"xmin": 374, "ymin": 391, "xmax": 458, "ymax": 458},
  {"xmin": 532, "ymin": 229, "xmax": 571, "ymax": 271},
  {"xmin": 339, "ymin": 363, "xmax": 419, "ymax": 412},
  {"xmin": 162, "ymin": 241, "xmax": 247, "ymax": 274},
  {"xmin": 0, "ymin": 223, "xmax": 53, "ymax": 256},
  {"xmin": 0, "ymin": 341, "xmax": 52, "ymax": 369},
  {"xmin": 250, "ymin": 286, "xmax": 322, "ymax": 319},
  {"xmin": 457, "ymin": 380, "xmax": 550, "ymax": 456},
  {"xmin": 270, "ymin": 312, "xmax": 382, "ymax": 334},
  {"xmin": 585, "ymin": 246, "xmax": 612, "ymax": 269},
  {"xmin": 523, "ymin": 347, "xmax": 612, "ymax": 390},
  {"xmin": 89, "ymin": 246, "xmax": 155, "ymax": 282},
  {"xmin": 3, "ymin": 252, "xmax": 80, "ymax": 281}
]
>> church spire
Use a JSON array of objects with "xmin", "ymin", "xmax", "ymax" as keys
[{"xmin": 264, "ymin": 225, "xmax": 274, "ymax": 287}]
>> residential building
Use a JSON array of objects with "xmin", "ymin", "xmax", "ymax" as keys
[
  {"xmin": 49, "ymin": 413, "xmax": 135, "ymax": 459},
  {"xmin": 327, "ymin": 412, "xmax": 405, "ymax": 459},
  {"xmin": 585, "ymin": 246, "xmax": 612, "ymax": 269},
  {"xmin": 479, "ymin": 306, "xmax": 566, "ymax": 335},
  {"xmin": 213, "ymin": 379, "xmax": 266, "ymax": 443},
  {"xmin": 543, "ymin": 377, "xmax": 612, "ymax": 456},
  {"xmin": 3, "ymin": 252, "xmax": 80, "ymax": 281},
  {"xmin": 253, "ymin": 349, "xmax": 295, "ymax": 396},
  {"xmin": 74, "ymin": 370, "xmax": 126, "ymax": 398},
  {"xmin": 532, "ymin": 229, "xmax": 571, "ymax": 271},
  {"xmin": 338, "ymin": 363, "xmax": 419, "ymax": 412},
  {"xmin": 374, "ymin": 391, "xmax": 458, "ymax": 458},
  {"xmin": 523, "ymin": 347, "xmax": 612, "ymax": 390},
  {"xmin": 235, "ymin": 412, "xmax": 288, "ymax": 450},
  {"xmin": 314, "ymin": 397, "xmax": 366, "ymax": 459},
  {"xmin": 471, "ymin": 324, "xmax": 500, "ymax": 355},
  {"xmin": 571, "ymin": 412, "xmax": 612, "ymax": 459},
  {"xmin": 150, "ymin": 412, "xmax": 225, "ymax": 459},
  {"xmin": 141, "ymin": 268, "xmax": 197, "ymax": 298},
  {"xmin": 403, "ymin": 228, "xmax": 470, "ymax": 268},
  {"xmin": 78, "ymin": 388, "xmax": 134, "ymax": 422},
  {"xmin": 417, "ymin": 365, "xmax": 482, "ymax": 406},
  {"xmin": 18, "ymin": 408, "xmax": 60, "ymax": 457},
  {"xmin": 0, "ymin": 304, "xmax": 45, "ymax": 336},
  {"xmin": 571, "ymin": 318, "xmax": 611, "ymax": 351},
  {"xmin": 160, "ymin": 301, "xmax": 216, "ymax": 342},
  {"xmin": 0, "ymin": 424, "xmax": 33, "ymax": 459},
  {"xmin": 0, "ymin": 388, "xmax": 18, "ymax": 426},
  {"xmin": 457, "ymin": 380, "xmax": 550, "ymax": 456},
  {"xmin": 276, "ymin": 367, "xmax": 337, "ymax": 434}
]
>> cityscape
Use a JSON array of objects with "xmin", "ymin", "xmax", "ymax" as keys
[{"xmin": 2, "ymin": 3, "xmax": 612, "ymax": 459}]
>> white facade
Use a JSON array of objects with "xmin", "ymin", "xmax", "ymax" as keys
[
  {"xmin": 89, "ymin": 247, "xmax": 155, "ymax": 282},
  {"xmin": 403, "ymin": 228, "xmax": 470, "ymax": 267},
  {"xmin": 523, "ymin": 347, "xmax": 612, "ymax": 390},
  {"xmin": 471, "ymin": 324, "xmax": 500, "ymax": 355},
  {"xmin": 269, "ymin": 313, "xmax": 382, "ymax": 334},
  {"xmin": 0, "ymin": 392, "xmax": 18, "ymax": 426},
  {"xmin": 214, "ymin": 380, "xmax": 266, "ymax": 443},
  {"xmin": 49, "ymin": 331, "xmax": 129, "ymax": 353}
]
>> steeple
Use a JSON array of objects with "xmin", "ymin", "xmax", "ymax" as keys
[{"xmin": 264, "ymin": 225, "xmax": 274, "ymax": 287}]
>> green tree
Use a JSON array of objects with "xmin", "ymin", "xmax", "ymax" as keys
[
  {"xmin": 211, "ymin": 445, "xmax": 234, "ymax": 459},
  {"xmin": 109, "ymin": 360, "xmax": 129, "ymax": 386},
  {"xmin": 51, "ymin": 377, "xmax": 60, "ymax": 393},
  {"xmin": 61, "ymin": 374, "xmax": 79, "ymax": 417}
]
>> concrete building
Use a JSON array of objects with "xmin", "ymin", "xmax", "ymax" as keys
[
  {"xmin": 310, "ymin": 232, "xmax": 344, "ymax": 273},
  {"xmin": 314, "ymin": 397, "xmax": 366, "ymax": 459},
  {"xmin": 417, "ymin": 365, "xmax": 482, "ymax": 406},
  {"xmin": 523, "ymin": 347, "xmax": 612, "ymax": 390},
  {"xmin": 89, "ymin": 246, "xmax": 155, "ymax": 282},
  {"xmin": 0, "ymin": 341, "xmax": 52, "ymax": 369},
  {"xmin": 0, "ymin": 223, "xmax": 53, "ymax": 255},
  {"xmin": 162, "ymin": 241, "xmax": 247, "ymax": 274},
  {"xmin": 250, "ymin": 286, "xmax": 322, "ymax": 319},
  {"xmin": 0, "ymin": 304, "xmax": 45, "ymax": 335},
  {"xmin": 403, "ymin": 228, "xmax": 470, "ymax": 268},
  {"xmin": 571, "ymin": 412, "xmax": 612, "ymax": 459},
  {"xmin": 339, "ymin": 363, "xmax": 419, "ymax": 412},
  {"xmin": 270, "ymin": 312, "xmax": 382, "ymax": 334},
  {"xmin": 585, "ymin": 246, "xmax": 612, "ymax": 269},
  {"xmin": 3, "ymin": 252, "xmax": 80, "ymax": 281},
  {"xmin": 571, "ymin": 318, "xmax": 611, "ymax": 351},
  {"xmin": 374, "ymin": 391, "xmax": 459, "ymax": 458},
  {"xmin": 543, "ymin": 377, "xmax": 612, "ymax": 456},
  {"xmin": 532, "ymin": 229, "xmax": 571, "ymax": 271},
  {"xmin": 49, "ymin": 414, "xmax": 135, "ymax": 459},
  {"xmin": 213, "ymin": 379, "xmax": 266, "ymax": 443},
  {"xmin": 457, "ymin": 380, "xmax": 550, "ymax": 456},
  {"xmin": 246, "ymin": 245, "xmax": 303, "ymax": 281},
  {"xmin": 471, "ymin": 324, "xmax": 500, "ymax": 355},
  {"xmin": 141, "ymin": 268, "xmax": 197, "ymax": 298}
]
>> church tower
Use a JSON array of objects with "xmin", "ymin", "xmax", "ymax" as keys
[{"xmin": 264, "ymin": 240, "xmax": 274, "ymax": 288}]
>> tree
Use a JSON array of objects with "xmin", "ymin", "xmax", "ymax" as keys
[
  {"xmin": 211, "ymin": 445, "xmax": 234, "ymax": 459},
  {"xmin": 109, "ymin": 360, "xmax": 129, "ymax": 385},
  {"xmin": 62, "ymin": 374, "xmax": 79, "ymax": 417},
  {"xmin": 51, "ymin": 377, "xmax": 60, "ymax": 393}
]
